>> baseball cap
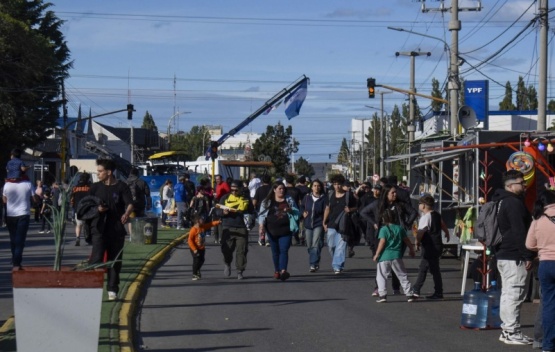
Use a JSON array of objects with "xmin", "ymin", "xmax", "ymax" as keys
[{"xmin": 372, "ymin": 184, "xmax": 383, "ymax": 191}]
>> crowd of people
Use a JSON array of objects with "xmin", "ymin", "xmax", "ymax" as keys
[{"xmin": 2, "ymin": 151, "xmax": 553, "ymax": 350}]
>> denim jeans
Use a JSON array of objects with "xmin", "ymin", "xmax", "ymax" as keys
[
  {"xmin": 305, "ymin": 227, "xmax": 324, "ymax": 266},
  {"xmin": 6, "ymin": 215, "xmax": 30, "ymax": 267},
  {"xmin": 326, "ymin": 228, "xmax": 346, "ymax": 271},
  {"xmin": 175, "ymin": 201, "xmax": 186, "ymax": 228},
  {"xmin": 539, "ymin": 260, "xmax": 555, "ymax": 351},
  {"xmin": 267, "ymin": 234, "xmax": 292, "ymax": 272},
  {"xmin": 497, "ymin": 259, "xmax": 528, "ymax": 333}
]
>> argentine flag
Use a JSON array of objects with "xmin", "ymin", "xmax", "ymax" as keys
[{"xmin": 284, "ymin": 79, "xmax": 308, "ymax": 120}]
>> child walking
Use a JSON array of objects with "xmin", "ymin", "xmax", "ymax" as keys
[
  {"xmin": 373, "ymin": 208, "xmax": 417, "ymax": 303},
  {"xmin": 188, "ymin": 214, "xmax": 221, "ymax": 280}
]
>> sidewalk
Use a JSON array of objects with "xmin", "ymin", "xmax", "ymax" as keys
[{"xmin": 0, "ymin": 220, "xmax": 185, "ymax": 352}]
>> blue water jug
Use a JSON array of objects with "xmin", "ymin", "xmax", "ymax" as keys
[
  {"xmin": 461, "ymin": 282, "xmax": 488, "ymax": 329},
  {"xmin": 486, "ymin": 280, "xmax": 502, "ymax": 328}
]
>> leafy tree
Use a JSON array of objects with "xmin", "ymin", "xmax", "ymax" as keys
[
  {"xmin": 548, "ymin": 99, "xmax": 555, "ymax": 112},
  {"xmin": 337, "ymin": 138, "xmax": 350, "ymax": 165},
  {"xmin": 252, "ymin": 122, "xmax": 298, "ymax": 176},
  {"xmin": 141, "ymin": 111, "xmax": 158, "ymax": 131},
  {"xmin": 516, "ymin": 76, "xmax": 529, "ymax": 110},
  {"xmin": 431, "ymin": 78, "xmax": 445, "ymax": 112},
  {"xmin": 499, "ymin": 81, "xmax": 516, "ymax": 110},
  {"xmin": 0, "ymin": 0, "xmax": 72, "ymax": 177},
  {"xmin": 391, "ymin": 105, "xmax": 409, "ymax": 178},
  {"xmin": 366, "ymin": 113, "xmax": 381, "ymax": 176},
  {"xmin": 170, "ymin": 125, "xmax": 211, "ymax": 159},
  {"xmin": 294, "ymin": 157, "xmax": 315, "ymax": 177},
  {"xmin": 527, "ymin": 85, "xmax": 538, "ymax": 110}
]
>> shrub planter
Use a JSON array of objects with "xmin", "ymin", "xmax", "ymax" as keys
[{"xmin": 12, "ymin": 267, "xmax": 104, "ymax": 352}]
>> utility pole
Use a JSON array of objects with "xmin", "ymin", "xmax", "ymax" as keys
[
  {"xmin": 130, "ymin": 126, "xmax": 134, "ymax": 165},
  {"xmin": 538, "ymin": 0, "xmax": 548, "ymax": 131},
  {"xmin": 421, "ymin": 0, "xmax": 482, "ymax": 137},
  {"xmin": 395, "ymin": 51, "xmax": 430, "ymax": 143}
]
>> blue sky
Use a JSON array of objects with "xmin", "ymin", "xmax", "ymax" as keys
[{"xmin": 51, "ymin": 0, "xmax": 543, "ymax": 162}]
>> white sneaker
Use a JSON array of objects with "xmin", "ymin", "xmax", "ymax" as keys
[
  {"xmin": 107, "ymin": 291, "xmax": 117, "ymax": 301},
  {"xmin": 38, "ymin": 230, "xmax": 45, "ymax": 234},
  {"xmin": 503, "ymin": 331, "xmax": 533, "ymax": 345}
]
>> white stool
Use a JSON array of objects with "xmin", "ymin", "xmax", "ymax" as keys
[{"xmin": 460, "ymin": 243, "xmax": 487, "ymax": 295}]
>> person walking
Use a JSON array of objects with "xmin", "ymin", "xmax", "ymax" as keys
[
  {"xmin": 126, "ymin": 168, "xmax": 152, "ymax": 237},
  {"xmin": 376, "ymin": 183, "xmax": 417, "ymax": 294},
  {"xmin": 161, "ymin": 179, "xmax": 174, "ymax": 228},
  {"xmin": 39, "ymin": 190, "xmax": 53, "ymax": 234},
  {"xmin": 2, "ymin": 175, "xmax": 33, "ymax": 270},
  {"xmin": 322, "ymin": 174, "xmax": 357, "ymax": 274},
  {"xmin": 300, "ymin": 179, "xmax": 328, "ymax": 272},
  {"xmin": 258, "ymin": 181, "xmax": 299, "ymax": 281},
  {"xmin": 188, "ymin": 214, "xmax": 221, "ymax": 280},
  {"xmin": 218, "ymin": 180, "xmax": 250, "ymax": 280},
  {"xmin": 70, "ymin": 172, "xmax": 91, "ymax": 246},
  {"xmin": 526, "ymin": 190, "xmax": 555, "ymax": 351},
  {"xmin": 373, "ymin": 208, "xmax": 417, "ymax": 303},
  {"xmin": 174, "ymin": 175, "xmax": 187, "ymax": 230},
  {"xmin": 253, "ymin": 174, "xmax": 272, "ymax": 246},
  {"xmin": 213, "ymin": 174, "xmax": 230, "ymax": 242},
  {"xmin": 493, "ymin": 169, "xmax": 535, "ymax": 345},
  {"xmin": 412, "ymin": 195, "xmax": 450, "ymax": 300},
  {"xmin": 88, "ymin": 159, "xmax": 134, "ymax": 301},
  {"xmin": 33, "ymin": 179, "xmax": 44, "ymax": 223}
]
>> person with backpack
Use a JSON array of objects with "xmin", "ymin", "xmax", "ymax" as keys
[
  {"xmin": 492, "ymin": 170, "xmax": 535, "ymax": 345},
  {"xmin": 127, "ymin": 168, "xmax": 152, "ymax": 218},
  {"xmin": 70, "ymin": 172, "xmax": 91, "ymax": 246},
  {"xmin": 412, "ymin": 195, "xmax": 450, "ymax": 300}
]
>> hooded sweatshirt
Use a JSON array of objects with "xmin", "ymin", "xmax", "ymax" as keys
[{"xmin": 491, "ymin": 188, "xmax": 535, "ymax": 261}]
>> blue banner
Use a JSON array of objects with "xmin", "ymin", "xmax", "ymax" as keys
[{"xmin": 464, "ymin": 80, "xmax": 489, "ymax": 128}]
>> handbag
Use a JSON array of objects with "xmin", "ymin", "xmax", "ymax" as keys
[
  {"xmin": 288, "ymin": 213, "xmax": 299, "ymax": 233},
  {"xmin": 334, "ymin": 191, "xmax": 354, "ymax": 237}
]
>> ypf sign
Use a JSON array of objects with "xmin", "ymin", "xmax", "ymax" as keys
[{"xmin": 464, "ymin": 80, "xmax": 489, "ymax": 129}]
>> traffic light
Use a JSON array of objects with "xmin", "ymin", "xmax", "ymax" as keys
[
  {"xmin": 210, "ymin": 141, "xmax": 218, "ymax": 160},
  {"xmin": 127, "ymin": 104, "xmax": 134, "ymax": 120},
  {"xmin": 367, "ymin": 78, "xmax": 376, "ymax": 98}
]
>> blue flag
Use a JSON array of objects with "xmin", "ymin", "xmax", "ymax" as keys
[{"xmin": 284, "ymin": 79, "xmax": 308, "ymax": 120}]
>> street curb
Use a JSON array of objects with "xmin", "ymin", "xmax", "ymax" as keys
[{"xmin": 119, "ymin": 232, "xmax": 188, "ymax": 352}]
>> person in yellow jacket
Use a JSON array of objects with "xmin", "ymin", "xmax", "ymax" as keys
[
  {"xmin": 218, "ymin": 180, "xmax": 250, "ymax": 280},
  {"xmin": 188, "ymin": 214, "xmax": 221, "ymax": 280}
]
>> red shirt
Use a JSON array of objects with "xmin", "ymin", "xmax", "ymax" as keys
[{"xmin": 215, "ymin": 181, "xmax": 230, "ymax": 201}]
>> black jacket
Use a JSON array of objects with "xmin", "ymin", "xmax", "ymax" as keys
[
  {"xmin": 75, "ymin": 195, "xmax": 106, "ymax": 235},
  {"xmin": 492, "ymin": 189, "xmax": 535, "ymax": 261}
]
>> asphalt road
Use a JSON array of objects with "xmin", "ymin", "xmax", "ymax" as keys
[{"xmin": 136, "ymin": 231, "xmax": 539, "ymax": 352}]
